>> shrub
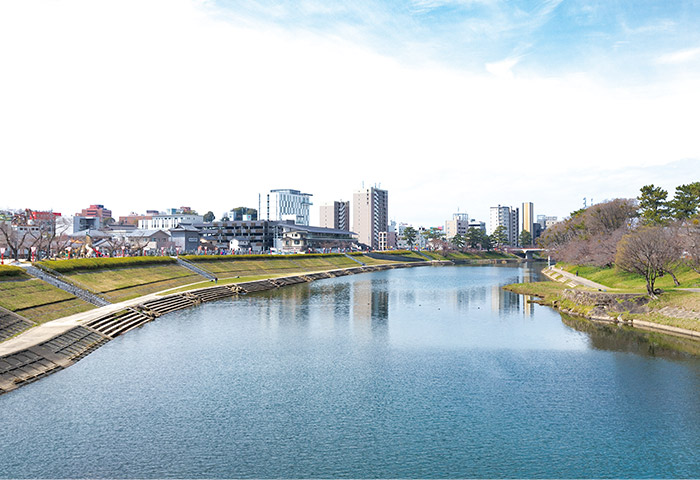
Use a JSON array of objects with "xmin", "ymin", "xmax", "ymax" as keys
[
  {"xmin": 0, "ymin": 265, "xmax": 26, "ymax": 277},
  {"xmin": 37, "ymin": 256, "xmax": 177, "ymax": 273},
  {"xmin": 182, "ymin": 253, "xmax": 346, "ymax": 262}
]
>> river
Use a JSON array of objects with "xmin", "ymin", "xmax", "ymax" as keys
[{"xmin": 1, "ymin": 264, "xmax": 698, "ymax": 478}]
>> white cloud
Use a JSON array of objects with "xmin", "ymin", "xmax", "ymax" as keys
[
  {"xmin": 485, "ymin": 56, "xmax": 521, "ymax": 78},
  {"xmin": 0, "ymin": 0, "xmax": 697, "ymax": 225},
  {"xmin": 657, "ymin": 46, "xmax": 700, "ymax": 64}
]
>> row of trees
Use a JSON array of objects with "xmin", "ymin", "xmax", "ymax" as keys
[
  {"xmin": 539, "ymin": 182, "xmax": 700, "ymax": 297},
  {"xmin": 638, "ymin": 182, "xmax": 700, "ymax": 225},
  {"xmin": 402, "ymin": 225, "xmax": 507, "ymax": 253},
  {"xmin": 0, "ymin": 210, "xmax": 163, "ymax": 261}
]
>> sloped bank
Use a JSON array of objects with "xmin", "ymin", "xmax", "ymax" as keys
[
  {"xmin": 0, "ymin": 262, "xmax": 421, "ymax": 396},
  {"xmin": 504, "ymin": 282, "xmax": 700, "ymax": 342}
]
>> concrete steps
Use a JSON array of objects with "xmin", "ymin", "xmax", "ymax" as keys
[
  {"xmin": 190, "ymin": 286, "xmax": 237, "ymax": 303},
  {"xmin": 0, "ymin": 326, "xmax": 109, "ymax": 394},
  {"xmin": 142, "ymin": 295, "xmax": 198, "ymax": 315},
  {"xmin": 86, "ymin": 308, "xmax": 153, "ymax": 338},
  {"xmin": 176, "ymin": 257, "xmax": 217, "ymax": 281},
  {"xmin": 0, "ymin": 307, "xmax": 34, "ymax": 343}
]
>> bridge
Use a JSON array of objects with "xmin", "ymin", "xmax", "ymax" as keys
[{"xmin": 505, "ymin": 247, "xmax": 544, "ymax": 260}]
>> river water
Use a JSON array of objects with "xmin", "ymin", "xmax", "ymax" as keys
[{"xmin": 1, "ymin": 264, "xmax": 699, "ymax": 478}]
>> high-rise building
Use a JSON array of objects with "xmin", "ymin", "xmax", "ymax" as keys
[
  {"xmin": 261, "ymin": 189, "xmax": 313, "ymax": 225},
  {"xmin": 489, "ymin": 205, "xmax": 519, "ymax": 246},
  {"xmin": 352, "ymin": 186, "xmax": 388, "ymax": 249},
  {"xmin": 522, "ymin": 202, "xmax": 534, "ymax": 236},
  {"xmin": 319, "ymin": 201, "xmax": 350, "ymax": 231},
  {"xmin": 445, "ymin": 213, "xmax": 470, "ymax": 239}
]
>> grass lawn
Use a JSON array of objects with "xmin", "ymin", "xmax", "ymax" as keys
[
  {"xmin": 185, "ymin": 256, "xmax": 371, "ymax": 279},
  {"xmin": 357, "ymin": 256, "xmax": 399, "ymax": 265},
  {"xmin": 558, "ymin": 263, "xmax": 700, "ymax": 290},
  {"xmin": 61, "ymin": 265, "xmax": 202, "ymax": 302},
  {"xmin": 0, "ymin": 277, "xmax": 94, "ymax": 323},
  {"xmin": 373, "ymin": 251, "xmax": 427, "ymax": 260}
]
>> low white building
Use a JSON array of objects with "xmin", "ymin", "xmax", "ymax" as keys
[{"xmin": 138, "ymin": 214, "xmax": 203, "ymax": 231}]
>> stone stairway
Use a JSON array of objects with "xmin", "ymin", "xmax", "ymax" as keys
[
  {"xmin": 85, "ymin": 308, "xmax": 154, "ymax": 338},
  {"xmin": 175, "ymin": 257, "xmax": 217, "ymax": 281},
  {"xmin": 0, "ymin": 326, "xmax": 109, "ymax": 394},
  {"xmin": 0, "ymin": 306, "xmax": 34, "ymax": 343},
  {"xmin": 25, "ymin": 265, "xmax": 110, "ymax": 307},
  {"xmin": 343, "ymin": 253, "xmax": 365, "ymax": 265}
]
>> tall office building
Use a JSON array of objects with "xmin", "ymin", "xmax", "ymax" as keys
[
  {"xmin": 522, "ymin": 202, "xmax": 534, "ymax": 235},
  {"xmin": 352, "ymin": 186, "xmax": 388, "ymax": 249},
  {"xmin": 489, "ymin": 205, "xmax": 519, "ymax": 246},
  {"xmin": 260, "ymin": 189, "xmax": 313, "ymax": 226},
  {"xmin": 319, "ymin": 201, "xmax": 350, "ymax": 231}
]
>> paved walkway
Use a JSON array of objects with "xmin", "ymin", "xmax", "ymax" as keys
[{"xmin": 543, "ymin": 266, "xmax": 610, "ymax": 290}]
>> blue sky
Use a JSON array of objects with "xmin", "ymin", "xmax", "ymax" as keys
[
  {"xmin": 0, "ymin": 0, "xmax": 698, "ymax": 226},
  {"xmin": 213, "ymin": 0, "xmax": 700, "ymax": 82}
]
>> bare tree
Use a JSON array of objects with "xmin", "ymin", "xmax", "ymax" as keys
[
  {"xmin": 50, "ymin": 216, "xmax": 75, "ymax": 258},
  {"xmin": 0, "ymin": 211, "xmax": 36, "ymax": 261},
  {"xmin": 679, "ymin": 216, "xmax": 700, "ymax": 274},
  {"xmin": 539, "ymin": 198, "xmax": 637, "ymax": 267},
  {"xmin": 615, "ymin": 226, "xmax": 682, "ymax": 298}
]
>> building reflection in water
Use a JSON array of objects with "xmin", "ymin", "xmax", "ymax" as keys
[
  {"xmin": 491, "ymin": 284, "xmax": 521, "ymax": 315},
  {"xmin": 352, "ymin": 278, "xmax": 389, "ymax": 339},
  {"xmin": 448, "ymin": 287, "xmax": 488, "ymax": 311}
]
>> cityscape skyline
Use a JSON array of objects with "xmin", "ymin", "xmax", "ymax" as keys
[{"xmin": 1, "ymin": 1, "xmax": 698, "ymax": 225}]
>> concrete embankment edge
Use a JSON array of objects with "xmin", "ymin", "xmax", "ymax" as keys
[{"xmin": 0, "ymin": 262, "xmax": 424, "ymax": 396}]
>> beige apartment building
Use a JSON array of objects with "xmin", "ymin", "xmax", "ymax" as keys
[
  {"xmin": 352, "ymin": 186, "xmax": 388, "ymax": 250},
  {"xmin": 319, "ymin": 200, "xmax": 350, "ymax": 231}
]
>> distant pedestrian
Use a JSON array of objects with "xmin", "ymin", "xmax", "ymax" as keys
[{"xmin": 576, "ymin": 270, "xmax": 579, "ymax": 276}]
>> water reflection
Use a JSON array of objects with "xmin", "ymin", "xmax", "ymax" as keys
[
  {"xmin": 491, "ymin": 285, "xmax": 522, "ymax": 314},
  {"xmin": 352, "ymin": 278, "xmax": 389, "ymax": 338},
  {"xmin": 561, "ymin": 314, "xmax": 700, "ymax": 359}
]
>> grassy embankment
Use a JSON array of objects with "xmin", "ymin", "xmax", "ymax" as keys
[
  {"xmin": 164, "ymin": 253, "xmax": 400, "ymax": 293},
  {"xmin": 557, "ymin": 263, "xmax": 700, "ymax": 290},
  {"xmin": 38, "ymin": 257, "xmax": 202, "ymax": 303},
  {"xmin": 0, "ymin": 265, "xmax": 94, "ymax": 323},
  {"xmin": 505, "ymin": 263, "xmax": 700, "ymax": 333}
]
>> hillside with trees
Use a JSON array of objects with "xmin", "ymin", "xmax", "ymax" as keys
[{"xmin": 539, "ymin": 181, "xmax": 700, "ymax": 297}]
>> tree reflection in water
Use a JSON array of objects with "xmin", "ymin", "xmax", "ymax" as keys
[{"xmin": 561, "ymin": 314, "xmax": 700, "ymax": 359}]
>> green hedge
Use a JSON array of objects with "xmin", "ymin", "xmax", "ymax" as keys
[
  {"xmin": 0, "ymin": 265, "xmax": 26, "ymax": 277},
  {"xmin": 181, "ymin": 253, "xmax": 347, "ymax": 262},
  {"xmin": 37, "ymin": 256, "xmax": 177, "ymax": 273}
]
